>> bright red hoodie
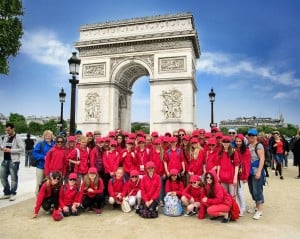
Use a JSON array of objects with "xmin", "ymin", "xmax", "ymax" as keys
[{"xmin": 141, "ymin": 170, "xmax": 161, "ymax": 202}]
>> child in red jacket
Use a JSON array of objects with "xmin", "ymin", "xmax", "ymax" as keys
[
  {"xmin": 79, "ymin": 167, "xmax": 105, "ymax": 215},
  {"xmin": 108, "ymin": 167, "xmax": 126, "ymax": 208},
  {"xmin": 181, "ymin": 175, "xmax": 204, "ymax": 217},
  {"xmin": 31, "ymin": 171, "xmax": 63, "ymax": 219},
  {"xmin": 122, "ymin": 170, "xmax": 141, "ymax": 212},
  {"xmin": 165, "ymin": 168, "xmax": 184, "ymax": 199},
  {"xmin": 59, "ymin": 173, "xmax": 81, "ymax": 216}
]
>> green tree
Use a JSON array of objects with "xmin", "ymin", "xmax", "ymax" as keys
[
  {"xmin": 28, "ymin": 121, "xmax": 43, "ymax": 136},
  {"xmin": 42, "ymin": 119, "xmax": 60, "ymax": 135},
  {"xmin": 8, "ymin": 113, "xmax": 27, "ymax": 132},
  {"xmin": 0, "ymin": 0, "xmax": 23, "ymax": 74}
]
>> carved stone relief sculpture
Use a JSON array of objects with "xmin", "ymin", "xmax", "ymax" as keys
[
  {"xmin": 161, "ymin": 89, "xmax": 183, "ymax": 119},
  {"xmin": 83, "ymin": 63, "xmax": 106, "ymax": 77},
  {"xmin": 85, "ymin": 92, "xmax": 101, "ymax": 121},
  {"xmin": 159, "ymin": 56, "xmax": 186, "ymax": 73}
]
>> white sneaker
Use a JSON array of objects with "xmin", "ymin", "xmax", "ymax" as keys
[
  {"xmin": 247, "ymin": 207, "xmax": 258, "ymax": 214},
  {"xmin": 0, "ymin": 195, "xmax": 10, "ymax": 200},
  {"xmin": 253, "ymin": 211, "xmax": 263, "ymax": 220},
  {"xmin": 9, "ymin": 195, "xmax": 16, "ymax": 201}
]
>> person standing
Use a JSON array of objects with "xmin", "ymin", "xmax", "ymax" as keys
[
  {"xmin": 247, "ymin": 128, "xmax": 265, "ymax": 220},
  {"xmin": 32, "ymin": 130, "xmax": 55, "ymax": 195},
  {"xmin": 292, "ymin": 129, "xmax": 300, "ymax": 178},
  {"xmin": 24, "ymin": 133, "xmax": 35, "ymax": 167},
  {"xmin": 0, "ymin": 122, "xmax": 25, "ymax": 201}
]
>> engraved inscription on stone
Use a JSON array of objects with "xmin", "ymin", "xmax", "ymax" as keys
[
  {"xmin": 83, "ymin": 63, "xmax": 106, "ymax": 77},
  {"xmin": 85, "ymin": 92, "xmax": 100, "ymax": 121},
  {"xmin": 161, "ymin": 89, "xmax": 183, "ymax": 119},
  {"xmin": 159, "ymin": 57, "xmax": 186, "ymax": 73}
]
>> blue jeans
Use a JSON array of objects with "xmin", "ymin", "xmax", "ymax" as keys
[
  {"xmin": 0, "ymin": 160, "xmax": 20, "ymax": 196},
  {"xmin": 248, "ymin": 173, "xmax": 265, "ymax": 204},
  {"xmin": 25, "ymin": 150, "xmax": 32, "ymax": 167},
  {"xmin": 274, "ymin": 153, "xmax": 284, "ymax": 164}
]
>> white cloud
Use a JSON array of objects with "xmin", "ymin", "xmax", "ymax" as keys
[
  {"xmin": 21, "ymin": 29, "xmax": 73, "ymax": 73},
  {"xmin": 197, "ymin": 52, "xmax": 300, "ymax": 87},
  {"xmin": 273, "ymin": 89, "xmax": 300, "ymax": 99}
]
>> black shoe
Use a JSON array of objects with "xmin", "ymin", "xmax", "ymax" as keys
[
  {"xmin": 280, "ymin": 176, "xmax": 284, "ymax": 180},
  {"xmin": 221, "ymin": 217, "xmax": 230, "ymax": 223},
  {"xmin": 275, "ymin": 171, "xmax": 278, "ymax": 176},
  {"xmin": 135, "ymin": 208, "xmax": 140, "ymax": 214},
  {"xmin": 210, "ymin": 216, "xmax": 221, "ymax": 220}
]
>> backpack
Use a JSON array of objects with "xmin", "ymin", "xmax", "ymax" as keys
[
  {"xmin": 230, "ymin": 198, "xmax": 240, "ymax": 221},
  {"xmin": 163, "ymin": 193, "xmax": 183, "ymax": 217},
  {"xmin": 30, "ymin": 142, "xmax": 44, "ymax": 167},
  {"xmin": 254, "ymin": 143, "xmax": 271, "ymax": 168}
]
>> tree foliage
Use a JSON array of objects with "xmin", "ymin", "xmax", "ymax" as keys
[{"xmin": 0, "ymin": 0, "xmax": 23, "ymax": 74}]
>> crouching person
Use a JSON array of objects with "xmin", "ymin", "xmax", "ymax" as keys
[
  {"xmin": 108, "ymin": 167, "xmax": 126, "ymax": 209},
  {"xmin": 79, "ymin": 167, "xmax": 104, "ymax": 215},
  {"xmin": 31, "ymin": 171, "xmax": 63, "ymax": 219},
  {"xmin": 122, "ymin": 170, "xmax": 141, "ymax": 212},
  {"xmin": 59, "ymin": 173, "xmax": 81, "ymax": 217},
  {"xmin": 139, "ymin": 161, "xmax": 161, "ymax": 218}
]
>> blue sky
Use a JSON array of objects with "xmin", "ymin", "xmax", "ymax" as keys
[{"xmin": 1, "ymin": 0, "xmax": 299, "ymax": 130}]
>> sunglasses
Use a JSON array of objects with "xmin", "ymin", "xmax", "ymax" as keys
[
  {"xmin": 131, "ymin": 176, "xmax": 138, "ymax": 178},
  {"xmin": 69, "ymin": 178, "xmax": 77, "ymax": 181},
  {"xmin": 208, "ymin": 144, "xmax": 216, "ymax": 146},
  {"xmin": 248, "ymin": 134, "xmax": 256, "ymax": 137},
  {"xmin": 56, "ymin": 141, "xmax": 63, "ymax": 144},
  {"xmin": 222, "ymin": 141, "xmax": 230, "ymax": 143},
  {"xmin": 53, "ymin": 177, "xmax": 61, "ymax": 181},
  {"xmin": 179, "ymin": 134, "xmax": 185, "ymax": 136},
  {"xmin": 228, "ymin": 132, "xmax": 236, "ymax": 135},
  {"xmin": 206, "ymin": 176, "xmax": 212, "ymax": 180}
]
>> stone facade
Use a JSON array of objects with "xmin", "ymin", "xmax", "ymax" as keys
[{"xmin": 74, "ymin": 13, "xmax": 200, "ymax": 135}]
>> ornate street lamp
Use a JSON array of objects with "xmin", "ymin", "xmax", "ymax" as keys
[
  {"xmin": 59, "ymin": 88, "xmax": 66, "ymax": 133},
  {"xmin": 68, "ymin": 52, "xmax": 81, "ymax": 136},
  {"xmin": 208, "ymin": 88, "xmax": 216, "ymax": 128}
]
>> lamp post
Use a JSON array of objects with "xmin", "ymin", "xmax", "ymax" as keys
[
  {"xmin": 68, "ymin": 52, "xmax": 81, "ymax": 136},
  {"xmin": 208, "ymin": 88, "xmax": 216, "ymax": 128},
  {"xmin": 59, "ymin": 88, "xmax": 66, "ymax": 133}
]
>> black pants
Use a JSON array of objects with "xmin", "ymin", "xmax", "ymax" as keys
[{"xmin": 82, "ymin": 193, "xmax": 104, "ymax": 209}]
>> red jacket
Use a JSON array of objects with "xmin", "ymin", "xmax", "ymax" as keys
[
  {"xmin": 199, "ymin": 171, "xmax": 233, "ymax": 219},
  {"xmin": 235, "ymin": 148, "xmax": 251, "ymax": 181},
  {"xmin": 89, "ymin": 146, "xmax": 104, "ymax": 173},
  {"xmin": 103, "ymin": 150, "xmax": 120, "ymax": 174},
  {"xmin": 165, "ymin": 179, "xmax": 184, "ymax": 198},
  {"xmin": 135, "ymin": 147, "xmax": 150, "ymax": 175},
  {"xmin": 188, "ymin": 150, "xmax": 205, "ymax": 176},
  {"xmin": 67, "ymin": 147, "xmax": 90, "ymax": 175},
  {"xmin": 150, "ymin": 150, "xmax": 165, "ymax": 176},
  {"xmin": 120, "ymin": 149, "xmax": 139, "ymax": 173},
  {"xmin": 205, "ymin": 148, "xmax": 219, "ymax": 172},
  {"xmin": 34, "ymin": 181, "xmax": 62, "ymax": 214},
  {"xmin": 44, "ymin": 145, "xmax": 66, "ymax": 177},
  {"xmin": 59, "ymin": 183, "xmax": 81, "ymax": 208},
  {"xmin": 122, "ymin": 178, "xmax": 141, "ymax": 197},
  {"xmin": 182, "ymin": 184, "xmax": 203, "ymax": 202},
  {"xmin": 141, "ymin": 172, "xmax": 161, "ymax": 202},
  {"xmin": 218, "ymin": 151, "xmax": 240, "ymax": 184},
  {"xmin": 79, "ymin": 178, "xmax": 104, "ymax": 201},
  {"xmin": 108, "ymin": 176, "xmax": 126, "ymax": 198},
  {"xmin": 164, "ymin": 147, "xmax": 184, "ymax": 172}
]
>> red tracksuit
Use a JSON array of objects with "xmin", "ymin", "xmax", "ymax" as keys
[
  {"xmin": 67, "ymin": 147, "xmax": 90, "ymax": 175},
  {"xmin": 103, "ymin": 150, "xmax": 120, "ymax": 174},
  {"xmin": 59, "ymin": 183, "xmax": 81, "ymax": 208},
  {"xmin": 218, "ymin": 151, "xmax": 240, "ymax": 184},
  {"xmin": 141, "ymin": 172, "xmax": 161, "ymax": 202},
  {"xmin": 44, "ymin": 145, "xmax": 66, "ymax": 177},
  {"xmin": 122, "ymin": 178, "xmax": 141, "ymax": 197},
  {"xmin": 164, "ymin": 147, "xmax": 184, "ymax": 172},
  {"xmin": 188, "ymin": 150, "xmax": 205, "ymax": 176},
  {"xmin": 150, "ymin": 150, "xmax": 165, "ymax": 176},
  {"xmin": 135, "ymin": 147, "xmax": 150, "ymax": 175},
  {"xmin": 235, "ymin": 148, "xmax": 251, "ymax": 181},
  {"xmin": 108, "ymin": 176, "xmax": 126, "ymax": 199},
  {"xmin": 165, "ymin": 179, "xmax": 184, "ymax": 198}
]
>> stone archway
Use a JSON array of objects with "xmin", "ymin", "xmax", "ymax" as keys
[{"xmin": 74, "ymin": 13, "xmax": 200, "ymax": 135}]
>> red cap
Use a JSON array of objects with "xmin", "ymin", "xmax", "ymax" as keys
[
  {"xmin": 190, "ymin": 137, "xmax": 199, "ymax": 144},
  {"xmin": 129, "ymin": 133, "xmax": 136, "ymax": 139},
  {"xmin": 108, "ymin": 131, "xmax": 116, "ymax": 137},
  {"xmin": 215, "ymin": 132, "xmax": 223, "ymax": 139},
  {"xmin": 68, "ymin": 136, "xmax": 76, "ymax": 142},
  {"xmin": 169, "ymin": 169, "xmax": 179, "ymax": 176},
  {"xmin": 86, "ymin": 131, "xmax": 93, "ymax": 137},
  {"xmin": 130, "ymin": 170, "xmax": 139, "ymax": 177},
  {"xmin": 178, "ymin": 128, "xmax": 186, "ymax": 134},
  {"xmin": 190, "ymin": 175, "xmax": 200, "ymax": 183},
  {"xmin": 207, "ymin": 137, "xmax": 217, "ymax": 145},
  {"xmin": 164, "ymin": 132, "xmax": 172, "ymax": 137},
  {"xmin": 169, "ymin": 137, "xmax": 177, "ymax": 143},
  {"xmin": 182, "ymin": 135, "xmax": 191, "ymax": 141},
  {"xmin": 52, "ymin": 209, "xmax": 63, "ymax": 221},
  {"xmin": 137, "ymin": 137, "xmax": 146, "ymax": 143},
  {"xmin": 88, "ymin": 167, "xmax": 98, "ymax": 174},
  {"xmin": 110, "ymin": 140, "xmax": 117, "ymax": 146},
  {"xmin": 204, "ymin": 132, "xmax": 212, "ymax": 138},
  {"xmin": 146, "ymin": 161, "xmax": 155, "ymax": 169},
  {"xmin": 151, "ymin": 131, "xmax": 159, "ymax": 137},
  {"xmin": 198, "ymin": 128, "xmax": 206, "ymax": 134},
  {"xmin": 69, "ymin": 173, "xmax": 77, "ymax": 180},
  {"xmin": 153, "ymin": 138, "xmax": 162, "ymax": 145},
  {"xmin": 192, "ymin": 130, "xmax": 200, "ymax": 137},
  {"xmin": 126, "ymin": 139, "xmax": 134, "ymax": 145},
  {"xmin": 211, "ymin": 127, "xmax": 219, "ymax": 133},
  {"xmin": 136, "ymin": 131, "xmax": 145, "ymax": 137},
  {"xmin": 222, "ymin": 136, "xmax": 231, "ymax": 142},
  {"xmin": 103, "ymin": 137, "xmax": 110, "ymax": 142},
  {"xmin": 236, "ymin": 134, "xmax": 245, "ymax": 141},
  {"xmin": 96, "ymin": 137, "xmax": 104, "ymax": 143}
]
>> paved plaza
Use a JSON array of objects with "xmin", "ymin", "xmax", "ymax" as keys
[{"xmin": 0, "ymin": 155, "xmax": 300, "ymax": 239}]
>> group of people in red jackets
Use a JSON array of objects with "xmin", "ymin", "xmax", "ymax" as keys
[{"xmin": 31, "ymin": 127, "xmax": 256, "ymax": 223}]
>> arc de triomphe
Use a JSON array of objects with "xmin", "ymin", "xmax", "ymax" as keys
[{"xmin": 74, "ymin": 13, "xmax": 200, "ymax": 135}]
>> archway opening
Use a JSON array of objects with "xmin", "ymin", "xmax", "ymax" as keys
[{"xmin": 131, "ymin": 75, "xmax": 150, "ymax": 131}]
